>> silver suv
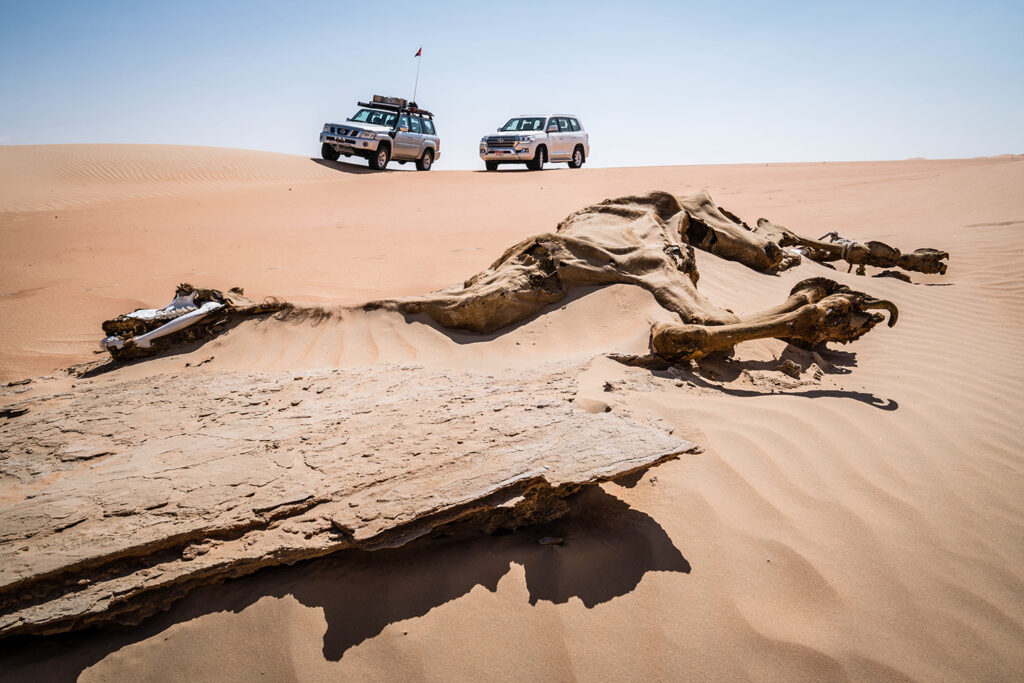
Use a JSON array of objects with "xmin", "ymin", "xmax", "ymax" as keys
[
  {"xmin": 320, "ymin": 95, "xmax": 440, "ymax": 171},
  {"xmin": 480, "ymin": 115, "xmax": 589, "ymax": 171}
]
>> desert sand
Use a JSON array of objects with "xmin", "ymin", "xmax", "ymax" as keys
[{"xmin": 1, "ymin": 145, "xmax": 1023, "ymax": 680}]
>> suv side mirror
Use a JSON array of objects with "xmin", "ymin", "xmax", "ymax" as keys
[
  {"xmin": 547, "ymin": 124, "xmax": 558, "ymax": 133},
  {"xmin": 399, "ymin": 126, "xmax": 409, "ymax": 132}
]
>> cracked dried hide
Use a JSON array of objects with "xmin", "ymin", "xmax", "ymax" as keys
[{"xmin": 0, "ymin": 363, "xmax": 695, "ymax": 637}]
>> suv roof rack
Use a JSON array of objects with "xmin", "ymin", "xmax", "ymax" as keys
[{"xmin": 358, "ymin": 95, "xmax": 434, "ymax": 118}]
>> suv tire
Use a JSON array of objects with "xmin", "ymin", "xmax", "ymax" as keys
[
  {"xmin": 528, "ymin": 146, "xmax": 546, "ymax": 171},
  {"xmin": 321, "ymin": 143, "xmax": 340, "ymax": 162},
  {"xmin": 416, "ymin": 149, "xmax": 434, "ymax": 171},
  {"xmin": 485, "ymin": 161, "xmax": 499, "ymax": 172},
  {"xmin": 368, "ymin": 144, "xmax": 390, "ymax": 171},
  {"xmin": 568, "ymin": 145, "xmax": 585, "ymax": 169}
]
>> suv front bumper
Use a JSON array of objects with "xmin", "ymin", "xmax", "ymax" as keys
[
  {"xmin": 321, "ymin": 131, "xmax": 380, "ymax": 156},
  {"xmin": 479, "ymin": 145, "xmax": 537, "ymax": 162}
]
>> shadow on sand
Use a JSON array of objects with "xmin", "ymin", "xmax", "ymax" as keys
[
  {"xmin": 0, "ymin": 487, "xmax": 689, "ymax": 680},
  {"xmin": 310, "ymin": 157, "xmax": 381, "ymax": 174},
  {"xmin": 393, "ymin": 285, "xmax": 609, "ymax": 346},
  {"xmin": 310, "ymin": 158, "xmax": 422, "ymax": 174},
  {"xmin": 471, "ymin": 167, "xmax": 573, "ymax": 173},
  {"xmin": 69, "ymin": 313, "xmax": 278, "ymax": 378},
  {"xmin": 391, "ymin": 292, "xmax": 899, "ymax": 411},
  {"xmin": 656, "ymin": 345, "xmax": 899, "ymax": 411}
]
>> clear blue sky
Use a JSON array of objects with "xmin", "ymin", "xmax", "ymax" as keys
[{"xmin": 1, "ymin": 0, "xmax": 1022, "ymax": 169}]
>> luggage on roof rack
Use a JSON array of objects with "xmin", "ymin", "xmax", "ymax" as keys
[{"xmin": 357, "ymin": 95, "xmax": 434, "ymax": 118}]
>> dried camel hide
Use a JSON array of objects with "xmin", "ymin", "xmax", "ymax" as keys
[
  {"xmin": 0, "ymin": 363, "xmax": 695, "ymax": 637},
  {"xmin": 373, "ymin": 191, "xmax": 927, "ymax": 359}
]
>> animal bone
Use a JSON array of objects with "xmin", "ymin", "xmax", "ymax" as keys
[
  {"xmin": 650, "ymin": 278, "xmax": 897, "ymax": 361},
  {"xmin": 99, "ymin": 284, "xmax": 287, "ymax": 360},
  {"xmin": 749, "ymin": 219, "xmax": 949, "ymax": 275}
]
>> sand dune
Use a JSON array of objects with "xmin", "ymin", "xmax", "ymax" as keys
[
  {"xmin": 0, "ymin": 144, "xmax": 340, "ymax": 213},
  {"xmin": 1, "ymin": 145, "xmax": 1023, "ymax": 680}
]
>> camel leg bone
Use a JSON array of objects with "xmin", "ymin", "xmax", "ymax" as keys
[{"xmin": 650, "ymin": 280, "xmax": 898, "ymax": 362}]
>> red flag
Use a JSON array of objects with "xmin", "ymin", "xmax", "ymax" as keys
[{"xmin": 414, "ymin": 47, "xmax": 422, "ymax": 57}]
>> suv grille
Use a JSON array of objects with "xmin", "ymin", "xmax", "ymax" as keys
[{"xmin": 487, "ymin": 136, "xmax": 515, "ymax": 148}]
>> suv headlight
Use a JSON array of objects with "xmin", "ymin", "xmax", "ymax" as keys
[{"xmin": 358, "ymin": 131, "xmax": 374, "ymax": 139}]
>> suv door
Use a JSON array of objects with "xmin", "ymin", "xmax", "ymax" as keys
[
  {"xmin": 550, "ymin": 117, "xmax": 572, "ymax": 159},
  {"xmin": 568, "ymin": 118, "xmax": 582, "ymax": 144},
  {"xmin": 567, "ymin": 118, "xmax": 585, "ymax": 155},
  {"xmin": 393, "ymin": 114, "xmax": 420, "ymax": 160}
]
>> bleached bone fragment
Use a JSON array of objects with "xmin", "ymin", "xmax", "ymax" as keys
[
  {"xmin": 98, "ymin": 284, "xmax": 287, "ymax": 360},
  {"xmin": 125, "ymin": 292, "xmax": 200, "ymax": 322},
  {"xmin": 133, "ymin": 301, "xmax": 223, "ymax": 348}
]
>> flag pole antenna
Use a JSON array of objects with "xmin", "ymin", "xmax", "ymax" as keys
[{"xmin": 412, "ymin": 47, "xmax": 422, "ymax": 102}]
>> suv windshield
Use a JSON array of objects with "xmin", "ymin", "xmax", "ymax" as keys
[
  {"xmin": 349, "ymin": 108, "xmax": 398, "ymax": 127},
  {"xmin": 501, "ymin": 117, "xmax": 546, "ymax": 132}
]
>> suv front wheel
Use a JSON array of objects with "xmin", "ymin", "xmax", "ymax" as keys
[
  {"xmin": 416, "ymin": 149, "xmax": 434, "ymax": 171},
  {"xmin": 321, "ymin": 143, "xmax": 340, "ymax": 162},
  {"xmin": 528, "ymin": 146, "xmax": 546, "ymax": 171},
  {"xmin": 369, "ymin": 144, "xmax": 390, "ymax": 171},
  {"xmin": 568, "ymin": 146, "xmax": 585, "ymax": 169}
]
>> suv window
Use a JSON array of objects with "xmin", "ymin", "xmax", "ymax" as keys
[
  {"xmin": 398, "ymin": 114, "xmax": 409, "ymax": 130},
  {"xmin": 410, "ymin": 116, "xmax": 422, "ymax": 134},
  {"xmin": 502, "ymin": 117, "xmax": 545, "ymax": 132},
  {"xmin": 557, "ymin": 117, "xmax": 571, "ymax": 132},
  {"xmin": 569, "ymin": 118, "xmax": 580, "ymax": 132},
  {"xmin": 351, "ymin": 108, "xmax": 398, "ymax": 127},
  {"xmin": 422, "ymin": 118, "xmax": 435, "ymax": 135}
]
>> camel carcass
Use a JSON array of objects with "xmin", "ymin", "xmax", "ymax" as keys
[
  {"xmin": 372, "ymin": 191, "xmax": 937, "ymax": 360},
  {"xmin": 96, "ymin": 192, "xmax": 943, "ymax": 365}
]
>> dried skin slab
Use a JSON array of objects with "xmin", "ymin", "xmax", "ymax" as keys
[{"xmin": 0, "ymin": 363, "xmax": 693, "ymax": 637}]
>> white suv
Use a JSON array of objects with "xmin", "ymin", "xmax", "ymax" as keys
[
  {"xmin": 320, "ymin": 95, "xmax": 440, "ymax": 171},
  {"xmin": 479, "ymin": 115, "xmax": 589, "ymax": 171}
]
